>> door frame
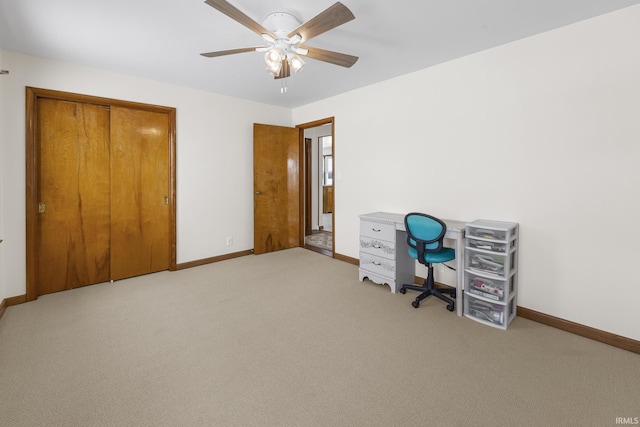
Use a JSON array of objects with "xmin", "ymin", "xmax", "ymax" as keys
[
  {"xmin": 25, "ymin": 87, "xmax": 178, "ymax": 301},
  {"xmin": 296, "ymin": 117, "xmax": 335, "ymax": 256},
  {"xmin": 304, "ymin": 137, "xmax": 313, "ymax": 236}
]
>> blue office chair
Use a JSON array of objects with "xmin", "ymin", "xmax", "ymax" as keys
[{"xmin": 400, "ymin": 213, "xmax": 456, "ymax": 311}]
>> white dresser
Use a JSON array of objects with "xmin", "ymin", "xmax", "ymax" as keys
[{"xmin": 358, "ymin": 212, "xmax": 414, "ymax": 293}]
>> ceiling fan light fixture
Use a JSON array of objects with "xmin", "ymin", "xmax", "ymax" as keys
[
  {"xmin": 288, "ymin": 55, "xmax": 305, "ymax": 73},
  {"xmin": 266, "ymin": 62, "xmax": 282, "ymax": 76},
  {"xmin": 265, "ymin": 47, "xmax": 283, "ymax": 63},
  {"xmin": 264, "ymin": 47, "xmax": 284, "ymax": 74}
]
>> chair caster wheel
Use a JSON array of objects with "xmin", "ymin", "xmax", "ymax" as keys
[
  {"xmin": 411, "ymin": 301, "xmax": 419, "ymax": 308},
  {"xmin": 447, "ymin": 304, "xmax": 454, "ymax": 312},
  {"xmin": 400, "ymin": 287, "xmax": 407, "ymax": 294}
]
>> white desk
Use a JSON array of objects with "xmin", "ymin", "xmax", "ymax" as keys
[{"xmin": 358, "ymin": 212, "xmax": 466, "ymax": 316}]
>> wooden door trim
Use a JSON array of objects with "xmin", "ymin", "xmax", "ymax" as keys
[
  {"xmin": 296, "ymin": 117, "xmax": 335, "ymax": 256},
  {"xmin": 304, "ymin": 138, "xmax": 312, "ymax": 235},
  {"xmin": 25, "ymin": 87, "xmax": 178, "ymax": 301}
]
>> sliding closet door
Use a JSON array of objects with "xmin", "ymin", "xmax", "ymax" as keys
[
  {"xmin": 110, "ymin": 106, "xmax": 170, "ymax": 280},
  {"xmin": 27, "ymin": 87, "xmax": 176, "ymax": 300},
  {"xmin": 36, "ymin": 99, "xmax": 111, "ymax": 294}
]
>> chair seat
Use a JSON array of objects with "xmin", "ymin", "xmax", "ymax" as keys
[{"xmin": 408, "ymin": 247, "xmax": 455, "ymax": 264}]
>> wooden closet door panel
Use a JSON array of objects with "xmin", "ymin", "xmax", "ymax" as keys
[
  {"xmin": 110, "ymin": 106, "xmax": 170, "ymax": 280},
  {"xmin": 37, "ymin": 99, "xmax": 111, "ymax": 294}
]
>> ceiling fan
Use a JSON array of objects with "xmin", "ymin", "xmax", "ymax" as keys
[{"xmin": 200, "ymin": 0, "xmax": 359, "ymax": 80}]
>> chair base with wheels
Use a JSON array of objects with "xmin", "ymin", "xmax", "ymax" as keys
[{"xmin": 400, "ymin": 267, "xmax": 456, "ymax": 311}]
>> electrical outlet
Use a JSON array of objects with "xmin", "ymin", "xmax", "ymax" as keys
[{"xmin": 226, "ymin": 236, "xmax": 233, "ymax": 246}]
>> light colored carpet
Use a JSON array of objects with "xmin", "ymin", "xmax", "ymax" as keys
[{"xmin": 0, "ymin": 248, "xmax": 638, "ymax": 427}]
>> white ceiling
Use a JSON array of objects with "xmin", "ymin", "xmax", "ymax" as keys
[{"xmin": 1, "ymin": 0, "xmax": 639, "ymax": 108}]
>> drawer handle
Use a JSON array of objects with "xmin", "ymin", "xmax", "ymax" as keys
[
  {"xmin": 373, "ymin": 243, "xmax": 381, "ymax": 249},
  {"xmin": 372, "ymin": 261, "xmax": 381, "ymax": 266},
  {"xmin": 371, "ymin": 228, "xmax": 381, "ymax": 232}
]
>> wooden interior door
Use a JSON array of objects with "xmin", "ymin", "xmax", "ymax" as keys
[
  {"xmin": 36, "ymin": 99, "xmax": 111, "ymax": 294},
  {"xmin": 110, "ymin": 106, "xmax": 170, "ymax": 280},
  {"xmin": 253, "ymin": 123, "xmax": 301, "ymax": 254}
]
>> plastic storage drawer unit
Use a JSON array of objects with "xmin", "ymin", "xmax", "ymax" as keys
[{"xmin": 464, "ymin": 219, "xmax": 519, "ymax": 330}]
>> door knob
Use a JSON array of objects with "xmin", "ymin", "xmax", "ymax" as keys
[{"xmin": 255, "ymin": 191, "xmax": 262, "ymax": 195}]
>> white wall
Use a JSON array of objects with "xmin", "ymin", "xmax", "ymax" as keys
[
  {"xmin": 293, "ymin": 5, "xmax": 640, "ymax": 340},
  {"xmin": 0, "ymin": 51, "xmax": 292, "ymax": 300}
]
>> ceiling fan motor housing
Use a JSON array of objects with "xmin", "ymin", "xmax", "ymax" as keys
[{"xmin": 262, "ymin": 12, "xmax": 301, "ymax": 38}]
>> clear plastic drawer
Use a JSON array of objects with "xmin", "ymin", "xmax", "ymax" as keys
[
  {"xmin": 465, "ymin": 271, "xmax": 515, "ymax": 303},
  {"xmin": 464, "ymin": 293, "xmax": 516, "ymax": 329},
  {"xmin": 466, "ymin": 249, "xmax": 506, "ymax": 276},
  {"xmin": 466, "ymin": 220, "xmax": 518, "ymax": 243},
  {"xmin": 467, "ymin": 227, "xmax": 508, "ymax": 241},
  {"xmin": 466, "ymin": 237, "xmax": 509, "ymax": 253}
]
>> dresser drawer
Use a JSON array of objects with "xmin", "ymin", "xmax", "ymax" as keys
[
  {"xmin": 359, "ymin": 253, "xmax": 395, "ymax": 279},
  {"xmin": 360, "ymin": 220, "xmax": 395, "ymax": 241},
  {"xmin": 360, "ymin": 236, "xmax": 395, "ymax": 260}
]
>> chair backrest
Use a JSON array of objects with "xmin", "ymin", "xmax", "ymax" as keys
[{"xmin": 404, "ymin": 213, "xmax": 447, "ymax": 261}]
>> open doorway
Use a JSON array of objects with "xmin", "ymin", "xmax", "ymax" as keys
[{"xmin": 299, "ymin": 119, "xmax": 334, "ymax": 257}]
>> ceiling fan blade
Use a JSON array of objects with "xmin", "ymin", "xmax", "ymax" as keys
[
  {"xmin": 301, "ymin": 46, "xmax": 358, "ymax": 68},
  {"xmin": 204, "ymin": 0, "xmax": 276, "ymax": 39},
  {"xmin": 200, "ymin": 47, "xmax": 263, "ymax": 58},
  {"xmin": 288, "ymin": 2, "xmax": 355, "ymax": 42}
]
